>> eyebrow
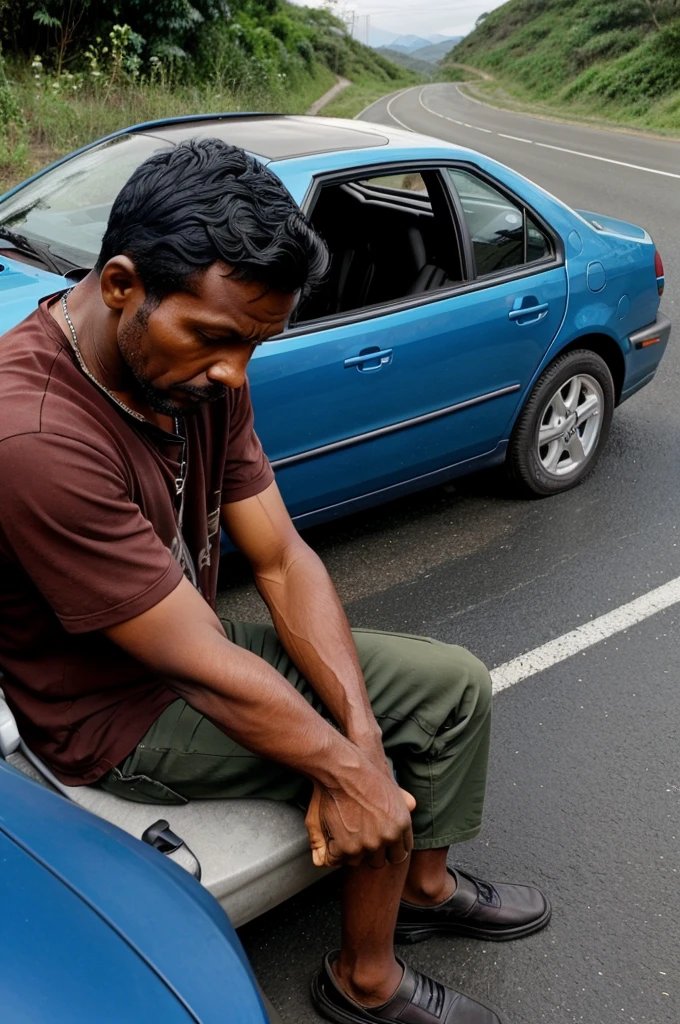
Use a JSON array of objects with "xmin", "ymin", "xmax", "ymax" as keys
[{"xmin": 198, "ymin": 325, "xmax": 266, "ymax": 345}]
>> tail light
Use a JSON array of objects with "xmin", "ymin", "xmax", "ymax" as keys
[{"xmin": 655, "ymin": 250, "xmax": 665, "ymax": 296}]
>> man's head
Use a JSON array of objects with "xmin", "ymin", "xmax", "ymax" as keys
[{"xmin": 94, "ymin": 138, "xmax": 328, "ymax": 416}]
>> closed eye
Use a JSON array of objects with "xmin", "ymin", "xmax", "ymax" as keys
[{"xmin": 197, "ymin": 329, "xmax": 261, "ymax": 347}]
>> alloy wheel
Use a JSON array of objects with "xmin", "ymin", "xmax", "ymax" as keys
[{"xmin": 536, "ymin": 373, "xmax": 604, "ymax": 479}]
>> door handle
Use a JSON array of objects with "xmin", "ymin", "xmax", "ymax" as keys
[
  {"xmin": 509, "ymin": 302, "xmax": 549, "ymax": 324},
  {"xmin": 344, "ymin": 348, "xmax": 393, "ymax": 371}
]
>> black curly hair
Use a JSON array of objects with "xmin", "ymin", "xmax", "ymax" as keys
[{"xmin": 96, "ymin": 137, "xmax": 328, "ymax": 300}]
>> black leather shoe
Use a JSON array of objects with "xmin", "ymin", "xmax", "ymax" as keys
[
  {"xmin": 395, "ymin": 868, "xmax": 551, "ymax": 944},
  {"xmin": 311, "ymin": 951, "xmax": 507, "ymax": 1024}
]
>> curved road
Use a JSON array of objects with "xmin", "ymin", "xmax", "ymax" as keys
[{"xmin": 229, "ymin": 87, "xmax": 679, "ymax": 1024}]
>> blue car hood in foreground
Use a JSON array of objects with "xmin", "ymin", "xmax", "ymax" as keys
[
  {"xmin": 0, "ymin": 255, "xmax": 67, "ymax": 330},
  {"xmin": 0, "ymin": 761, "xmax": 269, "ymax": 1023},
  {"xmin": 0, "ymin": 828, "xmax": 194, "ymax": 1022}
]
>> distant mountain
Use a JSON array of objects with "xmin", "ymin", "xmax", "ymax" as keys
[
  {"xmin": 367, "ymin": 26, "xmax": 461, "ymax": 52},
  {"xmin": 411, "ymin": 38, "xmax": 463, "ymax": 64},
  {"xmin": 388, "ymin": 34, "xmax": 433, "ymax": 53},
  {"xmin": 366, "ymin": 26, "xmax": 400, "ymax": 49},
  {"xmin": 376, "ymin": 47, "xmax": 435, "ymax": 78}
]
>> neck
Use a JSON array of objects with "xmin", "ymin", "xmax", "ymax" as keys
[{"xmin": 52, "ymin": 275, "xmax": 169, "ymax": 429}]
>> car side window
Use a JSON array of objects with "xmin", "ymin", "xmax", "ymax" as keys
[
  {"xmin": 295, "ymin": 169, "xmax": 464, "ymax": 324},
  {"xmin": 446, "ymin": 168, "xmax": 551, "ymax": 277}
]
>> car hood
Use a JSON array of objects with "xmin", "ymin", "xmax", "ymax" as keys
[
  {"xmin": 0, "ymin": 827, "xmax": 194, "ymax": 1022},
  {"xmin": 0, "ymin": 255, "xmax": 68, "ymax": 334},
  {"xmin": 575, "ymin": 209, "xmax": 650, "ymax": 243},
  {"xmin": 0, "ymin": 761, "xmax": 269, "ymax": 1023}
]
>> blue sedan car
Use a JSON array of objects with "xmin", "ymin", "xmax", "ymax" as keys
[{"xmin": 0, "ymin": 114, "xmax": 670, "ymax": 521}]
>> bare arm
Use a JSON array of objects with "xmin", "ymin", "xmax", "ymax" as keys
[
  {"xmin": 222, "ymin": 482, "xmax": 383, "ymax": 756},
  {"xmin": 105, "ymin": 577, "xmax": 413, "ymax": 867}
]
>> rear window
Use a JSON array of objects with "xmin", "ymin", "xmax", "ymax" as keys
[{"xmin": 447, "ymin": 168, "xmax": 552, "ymax": 276}]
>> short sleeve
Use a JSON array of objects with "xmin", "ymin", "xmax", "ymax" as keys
[
  {"xmin": 0, "ymin": 432, "xmax": 183, "ymax": 633},
  {"xmin": 221, "ymin": 379, "xmax": 274, "ymax": 505}
]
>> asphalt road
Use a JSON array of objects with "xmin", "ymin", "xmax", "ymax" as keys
[{"xmin": 221, "ymin": 86, "xmax": 680, "ymax": 1023}]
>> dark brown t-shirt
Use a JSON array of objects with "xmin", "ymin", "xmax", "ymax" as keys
[{"xmin": 0, "ymin": 296, "xmax": 273, "ymax": 784}]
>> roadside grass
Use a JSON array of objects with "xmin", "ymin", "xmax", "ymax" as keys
[
  {"xmin": 449, "ymin": 0, "xmax": 680, "ymax": 137},
  {"xmin": 0, "ymin": 61, "xmax": 337, "ymax": 193},
  {"xmin": 436, "ymin": 65, "xmax": 489, "ymax": 84},
  {"xmin": 321, "ymin": 70, "xmax": 423, "ymax": 120},
  {"xmin": 464, "ymin": 77, "xmax": 680, "ymax": 140}
]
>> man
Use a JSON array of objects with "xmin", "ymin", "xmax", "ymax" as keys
[{"xmin": 0, "ymin": 140, "xmax": 549, "ymax": 1024}]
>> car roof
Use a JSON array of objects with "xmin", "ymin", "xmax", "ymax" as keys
[{"xmin": 145, "ymin": 113, "xmax": 394, "ymax": 161}]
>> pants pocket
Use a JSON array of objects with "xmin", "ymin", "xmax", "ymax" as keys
[{"xmin": 100, "ymin": 766, "xmax": 189, "ymax": 805}]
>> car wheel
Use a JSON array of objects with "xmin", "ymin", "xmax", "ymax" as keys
[{"xmin": 507, "ymin": 349, "xmax": 615, "ymax": 497}]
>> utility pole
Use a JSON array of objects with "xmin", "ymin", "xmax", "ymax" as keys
[{"xmin": 366, "ymin": 13, "xmax": 370, "ymax": 45}]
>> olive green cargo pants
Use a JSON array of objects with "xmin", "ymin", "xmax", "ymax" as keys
[{"xmin": 101, "ymin": 621, "xmax": 492, "ymax": 850}]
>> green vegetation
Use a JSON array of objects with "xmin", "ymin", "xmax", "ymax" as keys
[
  {"xmin": 0, "ymin": 0, "xmax": 417, "ymax": 190},
  {"xmin": 322, "ymin": 60, "xmax": 422, "ymax": 119},
  {"xmin": 448, "ymin": 0, "xmax": 680, "ymax": 132}
]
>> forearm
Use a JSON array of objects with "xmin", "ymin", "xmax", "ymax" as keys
[
  {"xmin": 106, "ymin": 588, "xmax": 362, "ymax": 788},
  {"xmin": 254, "ymin": 541, "xmax": 381, "ymax": 747}
]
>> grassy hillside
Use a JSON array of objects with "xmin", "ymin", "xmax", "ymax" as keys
[
  {"xmin": 449, "ymin": 0, "xmax": 680, "ymax": 132},
  {"xmin": 0, "ymin": 1, "xmax": 418, "ymax": 190}
]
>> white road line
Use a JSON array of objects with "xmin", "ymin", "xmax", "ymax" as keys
[
  {"xmin": 372, "ymin": 86, "xmax": 680, "ymax": 182},
  {"xmin": 534, "ymin": 142, "xmax": 680, "ymax": 180},
  {"xmin": 490, "ymin": 575, "xmax": 680, "ymax": 694},
  {"xmin": 418, "ymin": 89, "xmax": 462, "ymax": 124},
  {"xmin": 354, "ymin": 87, "xmax": 414, "ymax": 121},
  {"xmin": 498, "ymin": 133, "xmax": 533, "ymax": 144},
  {"xmin": 386, "ymin": 90, "xmax": 415, "ymax": 132}
]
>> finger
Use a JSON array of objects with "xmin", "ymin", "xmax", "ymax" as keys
[
  {"xmin": 400, "ymin": 788, "xmax": 417, "ymax": 812},
  {"xmin": 305, "ymin": 803, "xmax": 329, "ymax": 868},
  {"xmin": 312, "ymin": 846, "xmax": 328, "ymax": 868},
  {"xmin": 365, "ymin": 848, "xmax": 388, "ymax": 870},
  {"xmin": 385, "ymin": 838, "xmax": 411, "ymax": 866},
  {"xmin": 324, "ymin": 838, "xmax": 346, "ymax": 869}
]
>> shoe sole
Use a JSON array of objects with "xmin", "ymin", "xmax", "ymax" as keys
[
  {"xmin": 394, "ymin": 898, "xmax": 552, "ymax": 945},
  {"xmin": 310, "ymin": 971, "xmax": 509, "ymax": 1024}
]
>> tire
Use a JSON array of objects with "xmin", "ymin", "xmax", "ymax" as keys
[{"xmin": 507, "ymin": 349, "xmax": 615, "ymax": 497}]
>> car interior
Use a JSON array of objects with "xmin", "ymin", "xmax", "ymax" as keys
[{"xmin": 295, "ymin": 170, "xmax": 465, "ymax": 323}]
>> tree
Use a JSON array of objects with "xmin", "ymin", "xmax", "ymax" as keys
[{"xmin": 0, "ymin": 0, "xmax": 233, "ymax": 65}]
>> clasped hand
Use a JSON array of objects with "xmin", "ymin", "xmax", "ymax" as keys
[{"xmin": 305, "ymin": 749, "xmax": 416, "ymax": 869}]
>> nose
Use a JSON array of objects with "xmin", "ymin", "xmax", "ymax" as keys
[{"xmin": 206, "ymin": 352, "xmax": 251, "ymax": 390}]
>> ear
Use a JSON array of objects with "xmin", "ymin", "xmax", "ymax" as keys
[{"xmin": 99, "ymin": 256, "xmax": 146, "ymax": 312}]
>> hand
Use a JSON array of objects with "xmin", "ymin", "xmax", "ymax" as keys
[{"xmin": 305, "ymin": 755, "xmax": 416, "ymax": 870}]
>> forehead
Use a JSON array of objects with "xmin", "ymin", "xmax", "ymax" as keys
[{"xmin": 178, "ymin": 262, "xmax": 298, "ymax": 330}]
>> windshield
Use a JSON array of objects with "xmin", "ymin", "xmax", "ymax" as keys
[{"xmin": 0, "ymin": 133, "xmax": 171, "ymax": 269}]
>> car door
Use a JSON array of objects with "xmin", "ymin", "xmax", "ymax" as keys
[{"xmin": 248, "ymin": 162, "xmax": 568, "ymax": 522}]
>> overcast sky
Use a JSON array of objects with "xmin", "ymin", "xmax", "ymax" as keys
[{"xmin": 289, "ymin": 0, "xmax": 509, "ymax": 40}]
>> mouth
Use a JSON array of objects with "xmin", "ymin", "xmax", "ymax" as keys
[{"xmin": 170, "ymin": 383, "xmax": 227, "ymax": 404}]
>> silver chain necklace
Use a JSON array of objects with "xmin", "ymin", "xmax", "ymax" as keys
[
  {"xmin": 61, "ymin": 289, "xmax": 146, "ymax": 423},
  {"xmin": 60, "ymin": 289, "xmax": 187, "ymax": 499}
]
